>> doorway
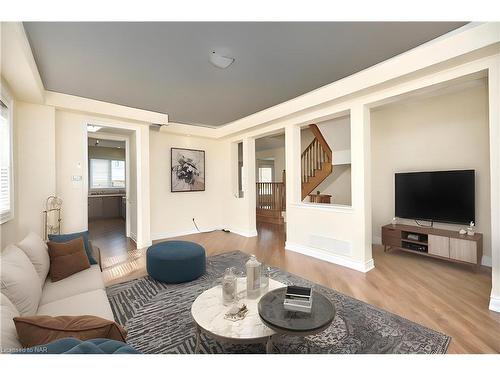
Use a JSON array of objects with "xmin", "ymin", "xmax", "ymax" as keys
[
  {"xmin": 85, "ymin": 125, "xmax": 137, "ymax": 269},
  {"xmin": 255, "ymin": 132, "xmax": 286, "ymax": 227}
]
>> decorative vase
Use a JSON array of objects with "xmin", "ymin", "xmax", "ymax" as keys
[
  {"xmin": 467, "ymin": 221, "xmax": 475, "ymax": 236},
  {"xmin": 246, "ymin": 255, "xmax": 261, "ymax": 299}
]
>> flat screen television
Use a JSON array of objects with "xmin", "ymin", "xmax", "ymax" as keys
[{"xmin": 395, "ymin": 170, "xmax": 475, "ymax": 225}]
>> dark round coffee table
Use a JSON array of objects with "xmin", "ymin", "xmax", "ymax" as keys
[{"xmin": 258, "ymin": 287, "xmax": 335, "ymax": 338}]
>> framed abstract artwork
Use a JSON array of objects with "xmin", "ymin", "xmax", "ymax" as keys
[{"xmin": 171, "ymin": 147, "xmax": 205, "ymax": 192}]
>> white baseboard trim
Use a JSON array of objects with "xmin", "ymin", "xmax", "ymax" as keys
[
  {"xmin": 285, "ymin": 241, "xmax": 375, "ymax": 273},
  {"xmin": 129, "ymin": 232, "xmax": 152, "ymax": 249},
  {"xmin": 151, "ymin": 227, "xmax": 222, "ymax": 241},
  {"xmin": 481, "ymin": 255, "xmax": 492, "ymax": 267},
  {"xmin": 228, "ymin": 227, "xmax": 258, "ymax": 238},
  {"xmin": 151, "ymin": 226, "xmax": 257, "ymax": 242},
  {"xmin": 364, "ymin": 258, "xmax": 375, "ymax": 272},
  {"xmin": 489, "ymin": 295, "xmax": 500, "ymax": 313},
  {"xmin": 227, "ymin": 227, "xmax": 258, "ymax": 237},
  {"xmin": 137, "ymin": 240, "xmax": 152, "ymax": 249}
]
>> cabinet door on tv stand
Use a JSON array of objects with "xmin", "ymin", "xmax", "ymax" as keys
[
  {"xmin": 450, "ymin": 238, "xmax": 477, "ymax": 263},
  {"xmin": 428, "ymin": 235, "xmax": 450, "ymax": 258}
]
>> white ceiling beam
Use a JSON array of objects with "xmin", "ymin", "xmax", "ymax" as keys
[
  {"xmin": 45, "ymin": 91, "xmax": 168, "ymax": 125},
  {"xmin": 0, "ymin": 22, "xmax": 44, "ymax": 103}
]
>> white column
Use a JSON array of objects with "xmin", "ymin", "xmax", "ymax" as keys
[
  {"xmin": 489, "ymin": 59, "xmax": 500, "ymax": 312},
  {"xmin": 242, "ymin": 137, "xmax": 257, "ymax": 237},
  {"xmin": 350, "ymin": 103, "xmax": 374, "ymax": 270},
  {"xmin": 285, "ymin": 124, "xmax": 301, "ymax": 207},
  {"xmin": 230, "ymin": 142, "xmax": 239, "ymax": 197},
  {"xmin": 136, "ymin": 124, "xmax": 151, "ymax": 248}
]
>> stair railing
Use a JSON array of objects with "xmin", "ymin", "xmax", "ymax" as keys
[
  {"xmin": 301, "ymin": 124, "xmax": 332, "ymax": 183},
  {"xmin": 301, "ymin": 124, "xmax": 333, "ymax": 199},
  {"xmin": 256, "ymin": 182, "xmax": 286, "ymax": 211}
]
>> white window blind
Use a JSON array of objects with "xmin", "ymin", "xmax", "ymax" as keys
[
  {"xmin": 91, "ymin": 159, "xmax": 110, "ymax": 188},
  {"xmin": 0, "ymin": 98, "xmax": 13, "ymax": 223},
  {"xmin": 111, "ymin": 160, "xmax": 125, "ymax": 187},
  {"xmin": 90, "ymin": 159, "xmax": 125, "ymax": 188}
]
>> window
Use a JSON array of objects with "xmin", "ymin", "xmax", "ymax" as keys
[
  {"xmin": 258, "ymin": 166, "xmax": 273, "ymax": 182},
  {"xmin": 0, "ymin": 95, "xmax": 13, "ymax": 224},
  {"xmin": 90, "ymin": 159, "xmax": 125, "ymax": 188},
  {"xmin": 257, "ymin": 166, "xmax": 274, "ymax": 195}
]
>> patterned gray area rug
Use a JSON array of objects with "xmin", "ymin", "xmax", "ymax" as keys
[{"xmin": 106, "ymin": 250, "xmax": 450, "ymax": 354}]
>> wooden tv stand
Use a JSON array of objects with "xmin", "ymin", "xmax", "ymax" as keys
[{"xmin": 381, "ymin": 223, "xmax": 483, "ymax": 270}]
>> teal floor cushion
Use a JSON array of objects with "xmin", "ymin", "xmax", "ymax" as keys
[{"xmin": 146, "ymin": 240, "xmax": 206, "ymax": 283}]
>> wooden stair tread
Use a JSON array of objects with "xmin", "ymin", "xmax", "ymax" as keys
[{"xmin": 256, "ymin": 208, "xmax": 284, "ymax": 225}]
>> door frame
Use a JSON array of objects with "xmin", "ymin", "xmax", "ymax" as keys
[
  {"xmin": 81, "ymin": 118, "xmax": 150, "ymax": 248},
  {"xmin": 86, "ymin": 131, "xmax": 131, "ymax": 237}
]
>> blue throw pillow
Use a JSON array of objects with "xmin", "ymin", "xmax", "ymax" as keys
[{"xmin": 48, "ymin": 231, "xmax": 97, "ymax": 265}]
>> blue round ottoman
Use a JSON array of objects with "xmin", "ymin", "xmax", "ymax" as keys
[{"xmin": 146, "ymin": 240, "xmax": 206, "ymax": 283}]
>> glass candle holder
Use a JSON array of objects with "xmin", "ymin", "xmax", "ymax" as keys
[{"xmin": 222, "ymin": 267, "xmax": 237, "ymax": 306}]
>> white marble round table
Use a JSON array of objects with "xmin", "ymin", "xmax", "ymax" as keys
[{"xmin": 191, "ymin": 278, "xmax": 285, "ymax": 353}]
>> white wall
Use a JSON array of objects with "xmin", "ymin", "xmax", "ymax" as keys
[
  {"xmin": 313, "ymin": 165, "xmax": 352, "ymax": 206},
  {"xmin": 55, "ymin": 111, "xmax": 87, "ymax": 233},
  {"xmin": 0, "ymin": 101, "xmax": 56, "ymax": 248},
  {"xmin": 371, "ymin": 82, "xmax": 491, "ymax": 258},
  {"xmin": 283, "ymin": 105, "xmax": 373, "ymax": 272},
  {"xmin": 16, "ymin": 103, "xmax": 56, "ymax": 237},
  {"xmin": 149, "ymin": 130, "xmax": 230, "ymax": 239},
  {"xmin": 55, "ymin": 110, "xmax": 150, "ymax": 247}
]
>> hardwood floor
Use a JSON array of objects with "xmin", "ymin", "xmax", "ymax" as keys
[
  {"xmin": 94, "ymin": 221, "xmax": 500, "ymax": 354},
  {"xmin": 88, "ymin": 218, "xmax": 139, "ymax": 269}
]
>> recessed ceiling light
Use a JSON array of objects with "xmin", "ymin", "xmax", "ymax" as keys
[
  {"xmin": 87, "ymin": 125, "xmax": 102, "ymax": 132},
  {"xmin": 209, "ymin": 51, "xmax": 235, "ymax": 69}
]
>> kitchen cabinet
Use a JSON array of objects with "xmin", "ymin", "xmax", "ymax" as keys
[{"xmin": 88, "ymin": 195, "xmax": 124, "ymax": 219}]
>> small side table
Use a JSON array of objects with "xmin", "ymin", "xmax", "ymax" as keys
[
  {"xmin": 308, "ymin": 194, "xmax": 332, "ymax": 204},
  {"xmin": 258, "ymin": 287, "xmax": 335, "ymax": 340},
  {"xmin": 191, "ymin": 278, "xmax": 285, "ymax": 353}
]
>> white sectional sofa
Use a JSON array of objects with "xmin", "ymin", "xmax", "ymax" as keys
[{"xmin": 0, "ymin": 232, "xmax": 114, "ymax": 352}]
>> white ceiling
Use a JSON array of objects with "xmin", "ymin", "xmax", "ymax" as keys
[
  {"xmin": 88, "ymin": 138, "xmax": 125, "ymax": 148},
  {"xmin": 24, "ymin": 22, "xmax": 467, "ymax": 126},
  {"xmin": 255, "ymin": 133, "xmax": 285, "ymax": 152}
]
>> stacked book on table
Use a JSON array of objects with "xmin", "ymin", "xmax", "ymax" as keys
[{"xmin": 283, "ymin": 286, "xmax": 313, "ymax": 313}]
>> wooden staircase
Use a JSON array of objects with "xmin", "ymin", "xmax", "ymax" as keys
[
  {"xmin": 301, "ymin": 124, "xmax": 333, "ymax": 200},
  {"xmin": 256, "ymin": 171, "xmax": 286, "ymax": 225}
]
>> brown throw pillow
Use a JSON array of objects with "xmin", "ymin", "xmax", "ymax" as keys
[
  {"xmin": 47, "ymin": 237, "xmax": 91, "ymax": 282},
  {"xmin": 13, "ymin": 315, "xmax": 127, "ymax": 347}
]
